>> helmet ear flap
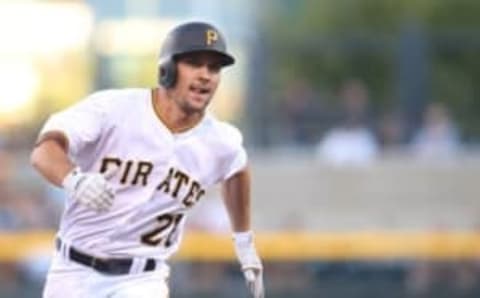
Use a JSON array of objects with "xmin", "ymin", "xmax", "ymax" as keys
[{"xmin": 159, "ymin": 59, "xmax": 177, "ymax": 88}]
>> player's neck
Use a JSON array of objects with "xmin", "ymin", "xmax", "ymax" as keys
[{"xmin": 152, "ymin": 87, "xmax": 204, "ymax": 134}]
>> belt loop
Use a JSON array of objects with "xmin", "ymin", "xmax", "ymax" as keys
[
  {"xmin": 57, "ymin": 238, "xmax": 65, "ymax": 257},
  {"xmin": 65, "ymin": 244, "xmax": 70, "ymax": 261},
  {"xmin": 129, "ymin": 258, "xmax": 146, "ymax": 275},
  {"xmin": 62, "ymin": 240, "xmax": 69, "ymax": 260},
  {"xmin": 57, "ymin": 237, "xmax": 70, "ymax": 261}
]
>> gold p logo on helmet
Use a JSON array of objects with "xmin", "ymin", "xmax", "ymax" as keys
[{"xmin": 206, "ymin": 29, "xmax": 218, "ymax": 45}]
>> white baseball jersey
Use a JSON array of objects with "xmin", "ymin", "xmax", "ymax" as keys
[{"xmin": 40, "ymin": 88, "xmax": 247, "ymax": 260}]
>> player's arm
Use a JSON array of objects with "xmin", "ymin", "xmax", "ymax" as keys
[
  {"xmin": 222, "ymin": 166, "xmax": 251, "ymax": 232},
  {"xmin": 30, "ymin": 131, "xmax": 75, "ymax": 187},
  {"xmin": 222, "ymin": 166, "xmax": 265, "ymax": 298},
  {"xmin": 31, "ymin": 131, "xmax": 115, "ymax": 212}
]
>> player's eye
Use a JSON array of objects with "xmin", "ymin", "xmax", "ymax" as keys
[
  {"xmin": 208, "ymin": 63, "xmax": 221, "ymax": 73},
  {"xmin": 182, "ymin": 57, "xmax": 202, "ymax": 67}
]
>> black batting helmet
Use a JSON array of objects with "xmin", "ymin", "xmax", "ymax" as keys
[{"xmin": 158, "ymin": 21, "xmax": 235, "ymax": 88}]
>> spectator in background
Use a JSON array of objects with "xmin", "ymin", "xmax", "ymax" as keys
[
  {"xmin": 282, "ymin": 79, "xmax": 324, "ymax": 146},
  {"xmin": 0, "ymin": 149, "xmax": 21, "ymax": 230},
  {"xmin": 410, "ymin": 102, "xmax": 461, "ymax": 160},
  {"xmin": 315, "ymin": 79, "xmax": 379, "ymax": 166},
  {"xmin": 0, "ymin": 134, "xmax": 5, "ymax": 150},
  {"xmin": 377, "ymin": 109, "xmax": 407, "ymax": 154},
  {"xmin": 0, "ymin": 148, "xmax": 53, "ymax": 230}
]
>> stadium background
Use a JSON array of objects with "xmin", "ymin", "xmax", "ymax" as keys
[{"xmin": 1, "ymin": 0, "xmax": 480, "ymax": 297}]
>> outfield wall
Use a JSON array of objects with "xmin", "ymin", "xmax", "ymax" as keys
[{"xmin": 248, "ymin": 153, "xmax": 480, "ymax": 231}]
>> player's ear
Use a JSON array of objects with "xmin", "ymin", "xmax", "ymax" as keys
[
  {"xmin": 158, "ymin": 61, "xmax": 177, "ymax": 88},
  {"xmin": 157, "ymin": 66, "xmax": 163, "ymax": 86}
]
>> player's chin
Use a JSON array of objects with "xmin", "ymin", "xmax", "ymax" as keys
[{"xmin": 188, "ymin": 96, "xmax": 211, "ymax": 111}]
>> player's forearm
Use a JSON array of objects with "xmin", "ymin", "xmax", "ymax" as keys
[
  {"xmin": 31, "ymin": 138, "xmax": 75, "ymax": 187},
  {"xmin": 222, "ymin": 167, "xmax": 251, "ymax": 232},
  {"xmin": 226, "ymin": 167, "xmax": 264, "ymax": 298}
]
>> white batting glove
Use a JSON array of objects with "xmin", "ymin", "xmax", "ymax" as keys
[
  {"xmin": 62, "ymin": 167, "xmax": 116, "ymax": 212},
  {"xmin": 233, "ymin": 231, "xmax": 265, "ymax": 298}
]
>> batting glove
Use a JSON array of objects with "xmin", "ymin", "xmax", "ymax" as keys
[
  {"xmin": 62, "ymin": 167, "xmax": 116, "ymax": 212},
  {"xmin": 233, "ymin": 231, "xmax": 265, "ymax": 298}
]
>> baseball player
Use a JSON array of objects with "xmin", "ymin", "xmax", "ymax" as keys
[{"xmin": 31, "ymin": 21, "xmax": 264, "ymax": 298}]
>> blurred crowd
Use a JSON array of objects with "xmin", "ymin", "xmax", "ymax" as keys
[
  {"xmin": 280, "ymin": 77, "xmax": 463, "ymax": 167},
  {"xmin": 0, "ymin": 133, "xmax": 60, "ymax": 296},
  {"xmin": 0, "ymin": 145, "xmax": 59, "ymax": 231}
]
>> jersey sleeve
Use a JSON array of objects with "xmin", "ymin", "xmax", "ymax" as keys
[
  {"xmin": 39, "ymin": 91, "xmax": 110, "ymax": 157},
  {"xmin": 221, "ymin": 125, "xmax": 248, "ymax": 181}
]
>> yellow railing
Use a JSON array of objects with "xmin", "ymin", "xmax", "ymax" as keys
[{"xmin": 2, "ymin": 231, "xmax": 480, "ymax": 262}]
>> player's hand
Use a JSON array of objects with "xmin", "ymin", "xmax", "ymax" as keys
[
  {"xmin": 62, "ymin": 167, "xmax": 117, "ymax": 212},
  {"xmin": 233, "ymin": 231, "xmax": 265, "ymax": 298},
  {"xmin": 243, "ymin": 267, "xmax": 264, "ymax": 298}
]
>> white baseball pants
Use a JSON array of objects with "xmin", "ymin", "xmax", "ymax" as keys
[{"xmin": 43, "ymin": 252, "xmax": 170, "ymax": 298}]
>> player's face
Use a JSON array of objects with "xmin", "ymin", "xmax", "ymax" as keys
[{"xmin": 171, "ymin": 51, "xmax": 223, "ymax": 114}]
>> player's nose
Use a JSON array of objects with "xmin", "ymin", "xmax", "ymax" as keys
[{"xmin": 197, "ymin": 64, "xmax": 213, "ymax": 81}]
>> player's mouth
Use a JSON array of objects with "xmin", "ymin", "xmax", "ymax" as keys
[{"xmin": 189, "ymin": 85, "xmax": 211, "ymax": 100}]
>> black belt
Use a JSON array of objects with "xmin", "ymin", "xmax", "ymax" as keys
[{"xmin": 56, "ymin": 238, "xmax": 156, "ymax": 275}]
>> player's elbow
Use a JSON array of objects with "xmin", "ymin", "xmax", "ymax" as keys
[
  {"xmin": 30, "ymin": 145, "xmax": 45, "ymax": 171},
  {"xmin": 31, "ymin": 132, "xmax": 69, "ymax": 170},
  {"xmin": 30, "ymin": 139, "xmax": 60, "ymax": 170}
]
